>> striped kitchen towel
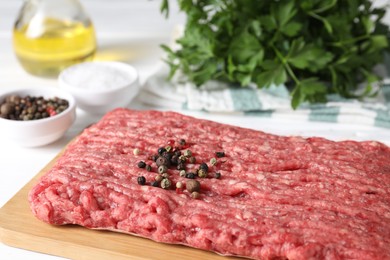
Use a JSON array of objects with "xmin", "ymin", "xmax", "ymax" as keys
[{"xmin": 138, "ymin": 63, "xmax": 390, "ymax": 129}]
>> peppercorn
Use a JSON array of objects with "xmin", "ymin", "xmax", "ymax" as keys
[
  {"xmin": 176, "ymin": 181, "xmax": 183, "ymax": 189},
  {"xmin": 137, "ymin": 161, "xmax": 146, "ymax": 168},
  {"xmin": 185, "ymin": 172, "xmax": 196, "ymax": 179},
  {"xmin": 186, "ymin": 180, "xmax": 200, "ymax": 193},
  {"xmin": 199, "ymin": 162, "xmax": 209, "ymax": 172},
  {"xmin": 151, "ymin": 181, "xmax": 159, "ymax": 187},
  {"xmin": 178, "ymin": 155, "xmax": 187, "ymax": 163},
  {"xmin": 210, "ymin": 157, "xmax": 217, "ymax": 166},
  {"xmin": 162, "ymin": 151, "xmax": 173, "ymax": 162},
  {"xmin": 170, "ymin": 155, "xmax": 179, "ymax": 165},
  {"xmin": 198, "ymin": 169, "xmax": 208, "ymax": 178},
  {"xmin": 145, "ymin": 164, "xmax": 152, "ymax": 172},
  {"xmin": 155, "ymin": 174, "xmax": 163, "ymax": 182},
  {"xmin": 160, "ymin": 178, "xmax": 171, "ymax": 189},
  {"xmin": 189, "ymin": 156, "xmax": 196, "ymax": 164},
  {"xmin": 151, "ymin": 154, "xmax": 159, "ymax": 162},
  {"xmin": 215, "ymin": 172, "xmax": 221, "ymax": 179},
  {"xmin": 191, "ymin": 191, "xmax": 200, "ymax": 199},
  {"xmin": 177, "ymin": 162, "xmax": 186, "ymax": 171},
  {"xmin": 216, "ymin": 151, "xmax": 225, "ymax": 158},
  {"xmin": 0, "ymin": 95, "xmax": 69, "ymax": 121},
  {"xmin": 1, "ymin": 103, "xmax": 14, "ymax": 115},
  {"xmin": 179, "ymin": 170, "xmax": 186, "ymax": 177},
  {"xmin": 179, "ymin": 139, "xmax": 186, "ymax": 146},
  {"xmin": 158, "ymin": 165, "xmax": 168, "ymax": 174},
  {"xmin": 133, "ymin": 148, "xmax": 140, "ymax": 155},
  {"xmin": 165, "ymin": 145, "xmax": 172, "ymax": 152},
  {"xmin": 174, "ymin": 150, "xmax": 182, "ymax": 156},
  {"xmin": 156, "ymin": 156, "xmax": 169, "ymax": 167},
  {"xmin": 183, "ymin": 149, "xmax": 192, "ymax": 157},
  {"xmin": 162, "ymin": 173, "xmax": 169, "ymax": 178},
  {"xmin": 137, "ymin": 176, "xmax": 146, "ymax": 185},
  {"xmin": 158, "ymin": 147, "xmax": 166, "ymax": 155}
]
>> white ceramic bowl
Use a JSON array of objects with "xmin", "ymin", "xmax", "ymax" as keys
[
  {"xmin": 0, "ymin": 87, "xmax": 76, "ymax": 147},
  {"xmin": 58, "ymin": 61, "xmax": 140, "ymax": 114}
]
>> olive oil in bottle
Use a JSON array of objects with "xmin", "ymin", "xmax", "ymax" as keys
[{"xmin": 13, "ymin": 0, "xmax": 97, "ymax": 77}]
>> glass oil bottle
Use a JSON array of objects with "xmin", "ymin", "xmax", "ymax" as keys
[{"xmin": 13, "ymin": 0, "xmax": 97, "ymax": 77}]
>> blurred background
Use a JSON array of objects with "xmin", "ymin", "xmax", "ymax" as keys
[{"xmin": 0, "ymin": 0, "xmax": 186, "ymax": 86}]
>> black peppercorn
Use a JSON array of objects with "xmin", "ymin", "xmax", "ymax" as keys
[
  {"xmin": 151, "ymin": 154, "xmax": 159, "ymax": 162},
  {"xmin": 177, "ymin": 162, "xmax": 186, "ymax": 171},
  {"xmin": 170, "ymin": 155, "xmax": 179, "ymax": 165},
  {"xmin": 215, "ymin": 172, "xmax": 221, "ymax": 179},
  {"xmin": 151, "ymin": 181, "xmax": 159, "ymax": 187},
  {"xmin": 137, "ymin": 161, "xmax": 146, "ymax": 168},
  {"xmin": 158, "ymin": 147, "xmax": 166, "ymax": 155},
  {"xmin": 145, "ymin": 164, "xmax": 152, "ymax": 172},
  {"xmin": 199, "ymin": 162, "xmax": 209, "ymax": 172},
  {"xmin": 163, "ymin": 151, "xmax": 173, "ymax": 161},
  {"xmin": 185, "ymin": 172, "xmax": 196, "ymax": 179},
  {"xmin": 137, "ymin": 176, "xmax": 146, "ymax": 185},
  {"xmin": 179, "ymin": 139, "xmax": 186, "ymax": 146},
  {"xmin": 216, "ymin": 152, "xmax": 225, "ymax": 158}
]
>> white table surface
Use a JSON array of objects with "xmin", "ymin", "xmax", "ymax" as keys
[{"xmin": 1, "ymin": 1, "xmax": 390, "ymax": 259}]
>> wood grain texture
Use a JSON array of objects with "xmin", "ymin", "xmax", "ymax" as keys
[{"xmin": 0, "ymin": 148, "xmax": 241, "ymax": 260}]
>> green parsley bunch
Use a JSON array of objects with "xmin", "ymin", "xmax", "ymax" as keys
[{"xmin": 161, "ymin": 0, "xmax": 390, "ymax": 108}]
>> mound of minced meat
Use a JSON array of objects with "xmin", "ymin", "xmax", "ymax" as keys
[{"xmin": 29, "ymin": 108, "xmax": 390, "ymax": 260}]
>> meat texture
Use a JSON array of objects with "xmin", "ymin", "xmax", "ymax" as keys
[{"xmin": 29, "ymin": 108, "xmax": 390, "ymax": 260}]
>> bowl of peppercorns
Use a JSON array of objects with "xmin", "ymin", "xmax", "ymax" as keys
[{"xmin": 0, "ymin": 87, "xmax": 76, "ymax": 147}]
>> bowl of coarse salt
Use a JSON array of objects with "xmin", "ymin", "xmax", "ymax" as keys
[{"xmin": 58, "ymin": 61, "xmax": 139, "ymax": 114}]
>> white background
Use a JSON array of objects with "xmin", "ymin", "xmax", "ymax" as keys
[{"xmin": 0, "ymin": 1, "xmax": 389, "ymax": 259}]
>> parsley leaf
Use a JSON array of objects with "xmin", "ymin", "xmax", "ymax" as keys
[{"xmin": 161, "ymin": 0, "xmax": 390, "ymax": 108}]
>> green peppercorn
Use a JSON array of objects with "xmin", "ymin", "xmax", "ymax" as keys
[
  {"xmin": 198, "ymin": 169, "xmax": 208, "ymax": 178},
  {"xmin": 137, "ymin": 161, "xmax": 146, "ymax": 168},
  {"xmin": 160, "ymin": 178, "xmax": 171, "ymax": 189},
  {"xmin": 165, "ymin": 145, "xmax": 172, "ymax": 152},
  {"xmin": 210, "ymin": 157, "xmax": 217, "ymax": 166},
  {"xmin": 137, "ymin": 176, "xmax": 146, "ymax": 185},
  {"xmin": 178, "ymin": 155, "xmax": 187, "ymax": 162},
  {"xmin": 145, "ymin": 164, "xmax": 152, "ymax": 172},
  {"xmin": 186, "ymin": 180, "xmax": 200, "ymax": 193},
  {"xmin": 179, "ymin": 170, "xmax": 186, "ymax": 177},
  {"xmin": 184, "ymin": 149, "xmax": 192, "ymax": 157},
  {"xmin": 158, "ymin": 165, "xmax": 168, "ymax": 174}
]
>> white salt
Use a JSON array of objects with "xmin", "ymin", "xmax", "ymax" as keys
[{"xmin": 62, "ymin": 62, "xmax": 133, "ymax": 90}]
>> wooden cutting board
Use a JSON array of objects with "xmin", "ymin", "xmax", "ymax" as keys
[{"xmin": 0, "ymin": 147, "xmax": 242, "ymax": 260}]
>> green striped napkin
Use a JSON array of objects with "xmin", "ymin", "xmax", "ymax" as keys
[{"xmin": 139, "ymin": 63, "xmax": 390, "ymax": 129}]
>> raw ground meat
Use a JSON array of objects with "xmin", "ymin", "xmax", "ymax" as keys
[{"xmin": 29, "ymin": 108, "xmax": 390, "ymax": 260}]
